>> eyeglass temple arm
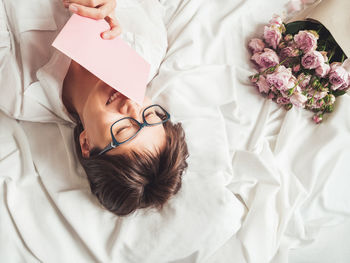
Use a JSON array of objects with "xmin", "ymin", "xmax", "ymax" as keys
[{"xmin": 98, "ymin": 142, "xmax": 115, "ymax": 156}]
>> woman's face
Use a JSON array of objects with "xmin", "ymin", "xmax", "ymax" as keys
[{"xmin": 68, "ymin": 61, "xmax": 166, "ymax": 157}]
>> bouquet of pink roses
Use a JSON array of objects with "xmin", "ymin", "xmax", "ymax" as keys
[{"xmin": 248, "ymin": 15, "xmax": 350, "ymax": 124}]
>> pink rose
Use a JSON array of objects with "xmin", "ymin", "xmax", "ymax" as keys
[
  {"xmin": 293, "ymin": 64, "xmax": 301, "ymax": 73},
  {"xmin": 301, "ymin": 50, "xmax": 325, "ymax": 69},
  {"xmin": 276, "ymin": 96, "xmax": 291, "ymax": 104},
  {"xmin": 251, "ymin": 48, "xmax": 279, "ymax": 71},
  {"xmin": 329, "ymin": 63, "xmax": 350, "ymax": 90},
  {"xmin": 248, "ymin": 38, "xmax": 266, "ymax": 54},
  {"xmin": 266, "ymin": 65, "xmax": 293, "ymax": 91},
  {"xmin": 263, "ymin": 26, "xmax": 282, "ymax": 50},
  {"xmin": 294, "ymin": 30, "xmax": 318, "ymax": 53},
  {"xmin": 255, "ymin": 75, "xmax": 271, "ymax": 93},
  {"xmin": 290, "ymin": 92, "xmax": 308, "ymax": 108},
  {"xmin": 315, "ymin": 63, "xmax": 330, "ymax": 78}
]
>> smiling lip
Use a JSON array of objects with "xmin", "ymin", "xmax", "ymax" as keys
[{"xmin": 106, "ymin": 90, "xmax": 120, "ymax": 105}]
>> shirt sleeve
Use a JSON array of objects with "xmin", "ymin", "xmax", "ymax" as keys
[{"xmin": 0, "ymin": 0, "xmax": 75, "ymax": 125}]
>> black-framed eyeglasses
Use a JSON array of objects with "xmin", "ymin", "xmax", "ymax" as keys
[{"xmin": 98, "ymin": 104, "xmax": 170, "ymax": 155}]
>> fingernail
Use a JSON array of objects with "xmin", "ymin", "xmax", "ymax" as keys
[
  {"xmin": 69, "ymin": 4, "xmax": 78, "ymax": 12},
  {"xmin": 103, "ymin": 32, "xmax": 111, "ymax": 39}
]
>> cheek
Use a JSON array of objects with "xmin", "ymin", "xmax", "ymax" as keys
[
  {"xmin": 143, "ymin": 96, "xmax": 152, "ymax": 106},
  {"xmin": 82, "ymin": 103, "xmax": 113, "ymax": 147}
]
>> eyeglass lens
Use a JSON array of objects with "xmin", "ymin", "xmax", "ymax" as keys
[{"xmin": 111, "ymin": 105, "xmax": 167, "ymax": 143}]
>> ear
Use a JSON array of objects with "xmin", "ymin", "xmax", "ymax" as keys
[{"xmin": 79, "ymin": 130, "xmax": 90, "ymax": 158}]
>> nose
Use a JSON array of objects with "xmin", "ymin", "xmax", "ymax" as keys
[{"xmin": 119, "ymin": 96, "xmax": 142, "ymax": 122}]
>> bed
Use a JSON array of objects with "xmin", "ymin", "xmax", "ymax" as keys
[{"xmin": 1, "ymin": 0, "xmax": 349, "ymax": 262}]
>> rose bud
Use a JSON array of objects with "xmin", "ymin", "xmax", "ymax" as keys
[
  {"xmin": 284, "ymin": 34, "xmax": 293, "ymax": 42},
  {"xmin": 324, "ymin": 94, "xmax": 335, "ymax": 105},
  {"xmin": 312, "ymin": 112, "xmax": 323, "ymax": 124},
  {"xmin": 316, "ymin": 99, "xmax": 325, "ymax": 108},
  {"xmin": 293, "ymin": 64, "xmax": 301, "ymax": 73},
  {"xmin": 325, "ymin": 104, "xmax": 334, "ymax": 112},
  {"xmin": 278, "ymin": 41, "xmax": 287, "ymax": 49},
  {"xmin": 311, "ymin": 78, "xmax": 321, "ymax": 88}
]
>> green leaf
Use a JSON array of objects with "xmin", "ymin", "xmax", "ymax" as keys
[
  {"xmin": 285, "ymin": 21, "xmax": 308, "ymax": 35},
  {"xmin": 332, "ymin": 90, "xmax": 346, "ymax": 97}
]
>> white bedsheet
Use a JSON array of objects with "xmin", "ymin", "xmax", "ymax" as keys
[{"xmin": 1, "ymin": 0, "xmax": 350, "ymax": 262}]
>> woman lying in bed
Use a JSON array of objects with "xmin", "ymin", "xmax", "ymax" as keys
[{"xmin": 61, "ymin": 0, "xmax": 189, "ymax": 216}]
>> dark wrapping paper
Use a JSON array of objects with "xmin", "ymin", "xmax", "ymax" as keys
[{"xmin": 288, "ymin": 0, "xmax": 350, "ymax": 57}]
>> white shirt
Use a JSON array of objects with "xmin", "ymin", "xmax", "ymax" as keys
[{"xmin": 0, "ymin": 0, "xmax": 168, "ymax": 125}]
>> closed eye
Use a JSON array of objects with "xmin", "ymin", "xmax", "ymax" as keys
[
  {"xmin": 116, "ymin": 125, "xmax": 131, "ymax": 134},
  {"xmin": 145, "ymin": 112, "xmax": 154, "ymax": 118}
]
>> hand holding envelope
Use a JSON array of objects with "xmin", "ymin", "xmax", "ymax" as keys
[{"xmin": 62, "ymin": 0, "xmax": 122, "ymax": 40}]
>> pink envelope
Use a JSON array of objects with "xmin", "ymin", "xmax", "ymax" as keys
[{"xmin": 52, "ymin": 14, "xmax": 150, "ymax": 105}]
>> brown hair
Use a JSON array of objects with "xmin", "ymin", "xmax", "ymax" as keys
[{"xmin": 73, "ymin": 119, "xmax": 189, "ymax": 216}]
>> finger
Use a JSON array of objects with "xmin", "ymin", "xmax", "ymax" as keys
[
  {"xmin": 63, "ymin": 0, "xmax": 70, "ymax": 8},
  {"xmin": 101, "ymin": 15, "xmax": 122, "ymax": 39},
  {"xmin": 69, "ymin": 1, "xmax": 116, "ymax": 20}
]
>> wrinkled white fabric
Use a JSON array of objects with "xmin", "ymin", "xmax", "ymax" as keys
[{"xmin": 1, "ymin": 0, "xmax": 350, "ymax": 262}]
